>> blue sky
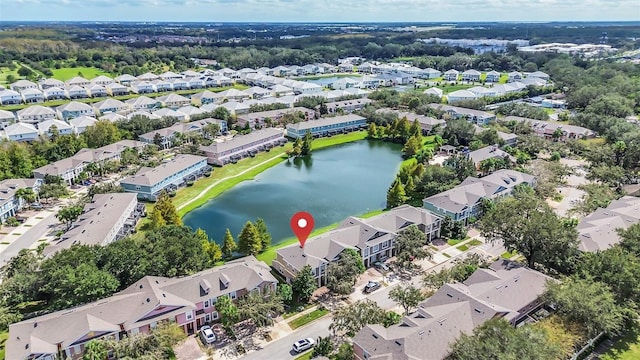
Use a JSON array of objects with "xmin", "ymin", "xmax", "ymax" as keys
[{"xmin": 2, "ymin": 0, "xmax": 639, "ymax": 22}]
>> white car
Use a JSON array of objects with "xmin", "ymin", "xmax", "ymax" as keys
[
  {"xmin": 199, "ymin": 325, "xmax": 216, "ymax": 345},
  {"xmin": 292, "ymin": 337, "xmax": 315, "ymax": 353}
]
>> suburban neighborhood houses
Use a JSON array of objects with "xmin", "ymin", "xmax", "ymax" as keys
[
  {"xmin": 1, "ymin": 17, "xmax": 639, "ymax": 360},
  {"xmin": 6, "ymin": 256, "xmax": 277, "ymax": 360}
]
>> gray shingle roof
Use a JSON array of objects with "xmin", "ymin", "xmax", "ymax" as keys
[
  {"xmin": 577, "ymin": 196, "xmax": 640, "ymax": 252},
  {"xmin": 354, "ymin": 260, "xmax": 553, "ymax": 360},
  {"xmin": 200, "ymin": 128, "xmax": 284, "ymax": 155},
  {"xmin": 120, "ymin": 154, "xmax": 207, "ymax": 187}
]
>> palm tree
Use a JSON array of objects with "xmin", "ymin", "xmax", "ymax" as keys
[{"xmin": 15, "ymin": 188, "xmax": 37, "ymax": 209}]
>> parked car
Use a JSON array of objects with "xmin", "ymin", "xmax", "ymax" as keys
[
  {"xmin": 199, "ymin": 325, "xmax": 216, "ymax": 345},
  {"xmin": 374, "ymin": 261, "xmax": 390, "ymax": 272},
  {"xmin": 292, "ymin": 337, "xmax": 315, "ymax": 353},
  {"xmin": 364, "ymin": 281, "xmax": 381, "ymax": 293}
]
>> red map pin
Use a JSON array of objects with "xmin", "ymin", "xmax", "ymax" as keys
[{"xmin": 291, "ymin": 211, "xmax": 314, "ymax": 248}]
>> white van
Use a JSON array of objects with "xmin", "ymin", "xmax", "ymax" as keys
[{"xmin": 199, "ymin": 325, "xmax": 216, "ymax": 344}]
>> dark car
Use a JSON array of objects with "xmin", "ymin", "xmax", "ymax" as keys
[
  {"xmin": 374, "ymin": 261, "xmax": 390, "ymax": 272},
  {"xmin": 364, "ymin": 281, "xmax": 381, "ymax": 293}
]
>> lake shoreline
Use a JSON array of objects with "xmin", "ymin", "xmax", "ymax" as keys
[{"xmin": 175, "ymin": 131, "xmax": 370, "ymax": 217}]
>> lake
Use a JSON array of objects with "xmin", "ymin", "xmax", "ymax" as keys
[{"xmin": 183, "ymin": 140, "xmax": 403, "ymax": 246}]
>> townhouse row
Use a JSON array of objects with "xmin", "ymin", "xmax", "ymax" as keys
[
  {"xmin": 274, "ymin": 169, "xmax": 536, "ymax": 286},
  {"xmin": 7, "ymin": 256, "xmax": 278, "ymax": 360}
]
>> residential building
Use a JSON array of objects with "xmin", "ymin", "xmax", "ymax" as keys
[
  {"xmin": 46, "ymin": 193, "xmax": 143, "ymax": 254},
  {"xmin": 330, "ymin": 78, "xmax": 362, "ymax": 90},
  {"xmin": 200, "ymin": 128, "xmax": 286, "ymax": 166},
  {"xmin": 67, "ymin": 85, "xmax": 89, "ymax": 99},
  {"xmin": 0, "ymin": 178, "xmax": 42, "ymax": 222},
  {"xmin": 485, "ymin": 70, "xmax": 501, "ymax": 82},
  {"xmin": 0, "ymin": 109, "xmax": 15, "ymax": 128},
  {"xmin": 353, "ymin": 260, "xmax": 553, "ymax": 360},
  {"xmin": 33, "ymin": 140, "xmax": 147, "ymax": 185},
  {"xmin": 7, "ymin": 256, "xmax": 277, "ymax": 360},
  {"xmin": 125, "ymin": 95, "xmax": 160, "ymax": 111},
  {"xmin": 423, "ymin": 87, "xmax": 444, "ymax": 98},
  {"xmin": 468, "ymin": 86, "xmax": 497, "ymax": 98},
  {"xmin": 443, "ymin": 69, "xmax": 459, "ymax": 81},
  {"xmin": 236, "ymin": 107, "xmax": 315, "ymax": 129},
  {"xmin": 160, "ymin": 71, "xmax": 183, "ymax": 80},
  {"xmin": 215, "ymin": 88, "xmax": 251, "ymax": 102},
  {"xmin": 93, "ymin": 98, "xmax": 127, "ymax": 115},
  {"xmin": 527, "ymin": 71, "xmax": 550, "ymax": 80},
  {"xmin": 191, "ymin": 90, "xmax": 219, "ymax": 106},
  {"xmin": 114, "ymin": 74, "xmax": 137, "ymax": 85},
  {"xmin": 376, "ymin": 109, "xmax": 446, "ymax": 134},
  {"xmin": 286, "ymin": 114, "xmax": 367, "ymax": 139},
  {"xmin": 422, "ymin": 68, "xmax": 442, "ymax": 79},
  {"xmin": 270, "ymin": 84, "xmax": 295, "ymax": 96},
  {"xmin": 461, "ymin": 69, "xmax": 481, "ymax": 82},
  {"xmin": 447, "ymin": 89, "xmax": 478, "ymax": 103},
  {"xmin": 69, "ymin": 116, "xmax": 98, "ymax": 134},
  {"xmin": 130, "ymin": 81, "xmax": 156, "ymax": 94},
  {"xmin": 20, "ymin": 88, "xmax": 45, "ymax": 103},
  {"xmin": 39, "ymin": 78, "xmax": 65, "ymax": 90},
  {"xmin": 291, "ymin": 81, "xmax": 323, "ymax": 95},
  {"xmin": 10, "ymin": 79, "xmax": 38, "ymax": 92},
  {"xmin": 170, "ymin": 78, "xmax": 190, "ymax": 91},
  {"xmin": 119, "ymin": 154, "xmax": 209, "ymax": 201},
  {"xmin": 217, "ymin": 101, "xmax": 250, "ymax": 115},
  {"xmin": 38, "ymin": 119, "xmax": 74, "ymax": 136},
  {"xmin": 503, "ymin": 116, "xmax": 595, "ymax": 141},
  {"xmin": 428, "ymin": 104, "xmax": 496, "ymax": 125},
  {"xmin": 508, "ymin": 71, "xmax": 523, "ymax": 82},
  {"xmin": 3, "ymin": 122, "xmax": 39, "ymax": 142},
  {"xmin": 324, "ymin": 98, "xmax": 373, "ymax": 114},
  {"xmin": 139, "ymin": 118, "xmax": 227, "ymax": 150},
  {"xmin": 177, "ymin": 106, "xmax": 208, "ymax": 120},
  {"xmin": 577, "ymin": 196, "xmax": 640, "ymax": 252},
  {"xmin": 17, "ymin": 105, "xmax": 57, "ymax": 124},
  {"xmin": 0, "ymin": 89, "xmax": 23, "ymax": 105},
  {"xmin": 105, "ymin": 83, "xmax": 130, "ymax": 96},
  {"xmin": 100, "ymin": 112, "xmax": 127, "ymax": 123},
  {"xmin": 423, "ymin": 169, "xmax": 536, "ymax": 223},
  {"xmin": 86, "ymin": 84, "xmax": 107, "ymax": 98},
  {"xmin": 273, "ymin": 205, "xmax": 442, "ymax": 285},
  {"xmin": 66, "ymin": 76, "xmax": 90, "ymax": 88},
  {"xmin": 56, "ymin": 101, "xmax": 94, "ymax": 120},
  {"xmin": 43, "ymin": 87, "xmax": 68, "ymax": 101},
  {"xmin": 91, "ymin": 75, "xmax": 114, "ymax": 86},
  {"xmin": 157, "ymin": 93, "xmax": 191, "ymax": 109},
  {"xmin": 137, "ymin": 72, "xmax": 159, "ymax": 82},
  {"xmin": 153, "ymin": 79, "xmax": 173, "ymax": 92},
  {"xmin": 244, "ymin": 86, "xmax": 272, "ymax": 100},
  {"xmin": 466, "ymin": 145, "xmax": 516, "ymax": 169}
]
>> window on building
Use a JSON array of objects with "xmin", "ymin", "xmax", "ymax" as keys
[
  {"xmin": 130, "ymin": 327, "xmax": 139, "ymax": 335},
  {"xmin": 230, "ymin": 292, "xmax": 237, "ymax": 300},
  {"xmin": 150, "ymin": 322, "xmax": 157, "ymax": 329},
  {"xmin": 204, "ymin": 300, "xmax": 209, "ymax": 308},
  {"xmin": 212, "ymin": 311, "xmax": 219, "ymax": 320},
  {"xmin": 210, "ymin": 296, "xmax": 217, "ymax": 304},
  {"xmin": 185, "ymin": 310, "xmax": 194, "ymax": 321},
  {"xmin": 205, "ymin": 314, "xmax": 211, "ymax": 322}
]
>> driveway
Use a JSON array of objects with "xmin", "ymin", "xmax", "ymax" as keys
[{"xmin": 236, "ymin": 317, "xmax": 332, "ymax": 360}]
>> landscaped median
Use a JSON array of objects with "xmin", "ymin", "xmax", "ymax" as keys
[
  {"xmin": 174, "ymin": 131, "xmax": 369, "ymax": 217},
  {"xmin": 287, "ymin": 307, "xmax": 330, "ymax": 330}
]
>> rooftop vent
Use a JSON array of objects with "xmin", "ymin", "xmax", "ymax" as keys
[{"xmin": 146, "ymin": 298, "xmax": 150, "ymax": 303}]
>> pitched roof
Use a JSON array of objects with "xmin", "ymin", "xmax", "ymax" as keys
[
  {"xmin": 17, "ymin": 105, "xmax": 56, "ymax": 118},
  {"xmin": 38, "ymin": 119, "xmax": 73, "ymax": 133},
  {"xmin": 48, "ymin": 193, "xmax": 139, "ymax": 252},
  {"xmin": 424, "ymin": 169, "xmax": 534, "ymax": 214},
  {"xmin": 200, "ymin": 128, "xmax": 284, "ymax": 155},
  {"xmin": 467, "ymin": 145, "xmax": 515, "ymax": 166},
  {"xmin": 120, "ymin": 154, "xmax": 207, "ymax": 187},
  {"xmin": 354, "ymin": 260, "xmax": 553, "ymax": 360},
  {"xmin": 57, "ymin": 101, "xmax": 93, "ymax": 113},
  {"xmin": 286, "ymin": 114, "xmax": 365, "ymax": 132},
  {"xmin": 7, "ymin": 256, "xmax": 276, "ymax": 360},
  {"xmin": 277, "ymin": 205, "xmax": 442, "ymax": 273},
  {"xmin": 577, "ymin": 196, "xmax": 640, "ymax": 252}
]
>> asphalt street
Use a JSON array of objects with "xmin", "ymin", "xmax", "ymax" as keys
[{"xmin": 239, "ymin": 316, "xmax": 333, "ymax": 360}]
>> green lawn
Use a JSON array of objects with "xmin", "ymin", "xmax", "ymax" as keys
[
  {"xmin": 294, "ymin": 351, "xmax": 313, "ymax": 360},
  {"xmin": 282, "ymin": 303, "xmax": 315, "ymax": 319},
  {"xmin": 0, "ymin": 330, "xmax": 7, "ymax": 360},
  {"xmin": 601, "ymin": 323, "xmax": 640, "ymax": 360},
  {"xmin": 288, "ymin": 308, "xmax": 329, "ymax": 330},
  {"xmin": 174, "ymin": 131, "xmax": 368, "ymax": 216},
  {"xmin": 456, "ymin": 244, "xmax": 469, "ymax": 251},
  {"xmin": 0, "ymin": 66, "xmax": 20, "ymax": 85},
  {"xmin": 447, "ymin": 239, "xmax": 463, "ymax": 246},
  {"xmin": 51, "ymin": 67, "xmax": 112, "ymax": 81},
  {"xmin": 501, "ymin": 251, "xmax": 516, "ymax": 259},
  {"xmin": 468, "ymin": 239, "xmax": 482, "ymax": 246}
]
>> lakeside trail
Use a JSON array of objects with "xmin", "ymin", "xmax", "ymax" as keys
[{"xmin": 176, "ymin": 151, "xmax": 286, "ymax": 211}]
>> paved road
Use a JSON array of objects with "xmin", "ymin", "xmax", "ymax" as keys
[
  {"xmin": 0, "ymin": 213, "xmax": 57, "ymax": 264},
  {"xmin": 239, "ymin": 316, "xmax": 332, "ymax": 360}
]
